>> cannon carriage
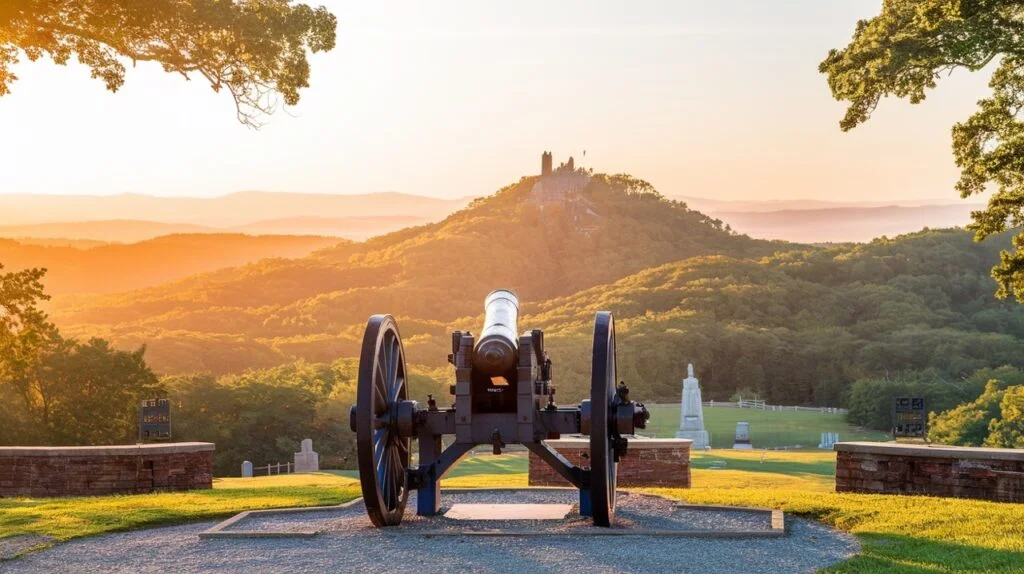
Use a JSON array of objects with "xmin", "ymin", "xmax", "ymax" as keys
[{"xmin": 349, "ymin": 290, "xmax": 649, "ymax": 527}]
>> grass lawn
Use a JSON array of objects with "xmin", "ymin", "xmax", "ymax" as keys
[
  {"xmin": 2, "ymin": 451, "xmax": 1023, "ymax": 572},
  {"xmin": 0, "ymin": 473, "xmax": 360, "ymax": 544},
  {"xmin": 645, "ymin": 404, "xmax": 891, "ymax": 448}
]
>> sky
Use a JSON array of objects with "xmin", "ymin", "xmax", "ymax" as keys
[{"xmin": 0, "ymin": 1, "xmax": 995, "ymax": 202}]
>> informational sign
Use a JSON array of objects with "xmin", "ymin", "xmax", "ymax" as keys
[
  {"xmin": 893, "ymin": 397, "xmax": 926, "ymax": 437},
  {"xmin": 139, "ymin": 398, "xmax": 171, "ymax": 440}
]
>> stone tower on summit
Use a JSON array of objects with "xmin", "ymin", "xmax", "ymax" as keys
[{"xmin": 531, "ymin": 151, "xmax": 590, "ymax": 203}]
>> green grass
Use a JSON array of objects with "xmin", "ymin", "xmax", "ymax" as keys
[
  {"xmin": 3, "ymin": 452, "xmax": 1023, "ymax": 572},
  {"xmin": 691, "ymin": 449, "xmax": 838, "ymax": 477},
  {"xmin": 0, "ymin": 473, "xmax": 360, "ymax": 544},
  {"xmin": 645, "ymin": 404, "xmax": 891, "ymax": 448},
  {"xmin": 652, "ymin": 467, "xmax": 1024, "ymax": 573}
]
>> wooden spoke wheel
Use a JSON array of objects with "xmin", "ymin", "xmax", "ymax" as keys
[
  {"xmin": 588, "ymin": 311, "xmax": 618, "ymax": 527},
  {"xmin": 355, "ymin": 315, "xmax": 411, "ymax": 527}
]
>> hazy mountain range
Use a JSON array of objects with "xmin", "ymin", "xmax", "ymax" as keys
[
  {"xmin": 0, "ymin": 190, "xmax": 983, "ymax": 244},
  {"xmin": 667, "ymin": 195, "xmax": 981, "ymax": 243},
  {"xmin": 0, "ymin": 191, "xmax": 472, "ymax": 242}
]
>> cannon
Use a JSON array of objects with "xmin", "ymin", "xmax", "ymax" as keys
[{"xmin": 349, "ymin": 289, "xmax": 649, "ymax": 527}]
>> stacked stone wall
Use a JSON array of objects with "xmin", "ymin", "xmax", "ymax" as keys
[
  {"xmin": 0, "ymin": 443, "xmax": 214, "ymax": 498},
  {"xmin": 835, "ymin": 442, "xmax": 1024, "ymax": 503},
  {"xmin": 528, "ymin": 438, "xmax": 691, "ymax": 488}
]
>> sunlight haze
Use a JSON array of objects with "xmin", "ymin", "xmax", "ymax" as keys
[{"xmin": 0, "ymin": 1, "xmax": 991, "ymax": 201}]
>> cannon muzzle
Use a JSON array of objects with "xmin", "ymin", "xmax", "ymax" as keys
[{"xmin": 473, "ymin": 289, "xmax": 520, "ymax": 375}]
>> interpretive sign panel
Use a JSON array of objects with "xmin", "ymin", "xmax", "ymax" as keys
[
  {"xmin": 140, "ymin": 398, "xmax": 171, "ymax": 440},
  {"xmin": 893, "ymin": 397, "xmax": 925, "ymax": 437}
]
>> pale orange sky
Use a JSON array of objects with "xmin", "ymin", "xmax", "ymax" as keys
[{"xmin": 0, "ymin": 1, "xmax": 993, "ymax": 202}]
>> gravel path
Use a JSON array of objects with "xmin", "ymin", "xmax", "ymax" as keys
[
  {"xmin": 0, "ymin": 535, "xmax": 54, "ymax": 560},
  {"xmin": 2, "ymin": 490, "xmax": 859, "ymax": 573}
]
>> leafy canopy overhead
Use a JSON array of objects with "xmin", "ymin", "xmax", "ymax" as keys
[
  {"xmin": 821, "ymin": 0, "xmax": 1024, "ymax": 300},
  {"xmin": 0, "ymin": 0, "xmax": 337, "ymax": 127}
]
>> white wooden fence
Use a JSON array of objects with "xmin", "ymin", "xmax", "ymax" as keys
[
  {"xmin": 651, "ymin": 401, "xmax": 848, "ymax": 415},
  {"xmin": 256, "ymin": 462, "xmax": 293, "ymax": 476}
]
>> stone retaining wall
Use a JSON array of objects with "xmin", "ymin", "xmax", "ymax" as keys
[
  {"xmin": 0, "ymin": 442, "xmax": 215, "ymax": 498},
  {"xmin": 529, "ymin": 437, "xmax": 691, "ymax": 488},
  {"xmin": 835, "ymin": 442, "xmax": 1024, "ymax": 503}
]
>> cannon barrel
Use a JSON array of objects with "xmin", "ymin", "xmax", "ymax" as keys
[{"xmin": 473, "ymin": 289, "xmax": 520, "ymax": 375}]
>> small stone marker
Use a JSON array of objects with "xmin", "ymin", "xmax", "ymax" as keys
[
  {"xmin": 294, "ymin": 438, "xmax": 320, "ymax": 473},
  {"xmin": 241, "ymin": 460, "xmax": 253, "ymax": 478},
  {"xmin": 733, "ymin": 421, "xmax": 752, "ymax": 449},
  {"xmin": 445, "ymin": 504, "xmax": 574, "ymax": 521}
]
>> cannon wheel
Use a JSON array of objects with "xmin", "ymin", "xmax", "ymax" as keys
[
  {"xmin": 589, "ymin": 311, "xmax": 617, "ymax": 527},
  {"xmin": 355, "ymin": 315, "xmax": 411, "ymax": 527}
]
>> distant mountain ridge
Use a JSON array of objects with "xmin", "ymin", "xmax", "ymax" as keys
[
  {"xmin": 1, "ymin": 190, "xmax": 984, "ymax": 244},
  {"xmin": 0, "ymin": 234, "xmax": 345, "ymax": 295},
  {"xmin": 0, "ymin": 191, "xmax": 472, "ymax": 227},
  {"xmin": 713, "ymin": 204, "xmax": 977, "ymax": 243},
  {"xmin": 669, "ymin": 195, "xmax": 982, "ymax": 243},
  {"xmin": 0, "ymin": 215, "xmax": 433, "ymax": 243},
  {"xmin": 673, "ymin": 195, "xmax": 983, "ymax": 213}
]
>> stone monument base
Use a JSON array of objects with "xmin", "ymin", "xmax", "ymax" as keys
[
  {"xmin": 675, "ymin": 430, "xmax": 710, "ymax": 450},
  {"xmin": 733, "ymin": 443, "xmax": 753, "ymax": 450}
]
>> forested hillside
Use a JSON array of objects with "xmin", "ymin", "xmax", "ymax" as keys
[
  {"xmin": 0, "ymin": 234, "xmax": 345, "ymax": 295},
  {"xmin": 524, "ymin": 229, "xmax": 1024, "ymax": 405},
  {"xmin": 45, "ymin": 175, "xmax": 777, "ymax": 373},
  {"xmin": 21, "ymin": 175, "xmax": 1024, "ymax": 411}
]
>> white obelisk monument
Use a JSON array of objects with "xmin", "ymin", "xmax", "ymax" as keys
[{"xmin": 675, "ymin": 363, "xmax": 710, "ymax": 449}]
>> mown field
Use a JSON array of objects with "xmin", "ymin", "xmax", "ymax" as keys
[
  {"xmin": 2, "ymin": 451, "xmax": 1022, "ymax": 572},
  {"xmin": 644, "ymin": 404, "xmax": 891, "ymax": 449}
]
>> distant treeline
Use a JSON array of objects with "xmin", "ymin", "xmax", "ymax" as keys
[{"xmin": 164, "ymin": 360, "xmax": 447, "ymax": 475}]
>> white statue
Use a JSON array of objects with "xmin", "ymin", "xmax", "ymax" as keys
[{"xmin": 675, "ymin": 363, "xmax": 710, "ymax": 449}]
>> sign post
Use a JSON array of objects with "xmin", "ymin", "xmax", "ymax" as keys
[
  {"xmin": 139, "ymin": 398, "xmax": 172, "ymax": 442},
  {"xmin": 892, "ymin": 397, "xmax": 926, "ymax": 438}
]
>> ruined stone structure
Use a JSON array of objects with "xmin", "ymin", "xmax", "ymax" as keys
[
  {"xmin": 528, "ymin": 437, "xmax": 691, "ymax": 488},
  {"xmin": 541, "ymin": 150, "xmax": 553, "ymax": 176},
  {"xmin": 531, "ymin": 151, "xmax": 591, "ymax": 204}
]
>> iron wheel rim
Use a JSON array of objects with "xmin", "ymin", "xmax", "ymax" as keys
[
  {"xmin": 589, "ymin": 311, "xmax": 617, "ymax": 527},
  {"xmin": 355, "ymin": 314, "xmax": 410, "ymax": 527}
]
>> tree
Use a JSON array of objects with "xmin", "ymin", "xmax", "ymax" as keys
[
  {"xmin": 928, "ymin": 379, "xmax": 1004, "ymax": 446},
  {"xmin": 821, "ymin": 1, "xmax": 1024, "ymax": 300},
  {"xmin": 0, "ymin": 0, "xmax": 337, "ymax": 127},
  {"xmin": 985, "ymin": 384, "xmax": 1024, "ymax": 447},
  {"xmin": 0, "ymin": 263, "xmax": 55, "ymax": 443},
  {"xmin": 27, "ymin": 338, "xmax": 162, "ymax": 444},
  {"xmin": 0, "ymin": 264, "xmax": 58, "ymax": 425}
]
